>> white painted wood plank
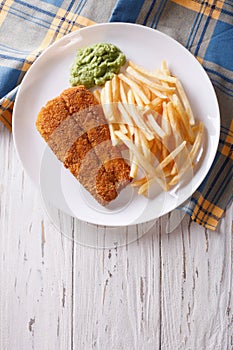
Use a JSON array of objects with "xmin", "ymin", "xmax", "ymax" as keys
[
  {"xmin": 72, "ymin": 220, "xmax": 161, "ymax": 349},
  {"xmin": 160, "ymin": 208, "xmax": 232, "ymax": 350},
  {"xmin": 0, "ymin": 125, "xmax": 73, "ymax": 350},
  {"xmin": 72, "ymin": 208, "xmax": 232, "ymax": 350},
  {"xmin": 0, "ymin": 122, "xmax": 232, "ymax": 350}
]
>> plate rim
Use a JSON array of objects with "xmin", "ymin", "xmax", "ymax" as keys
[{"xmin": 12, "ymin": 22, "xmax": 220, "ymax": 226}]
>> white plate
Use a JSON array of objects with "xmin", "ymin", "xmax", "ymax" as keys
[{"xmin": 13, "ymin": 23, "xmax": 220, "ymax": 226}]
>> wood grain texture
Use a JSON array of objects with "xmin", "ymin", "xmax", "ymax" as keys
[{"xmin": 0, "ymin": 123, "xmax": 232, "ymax": 350}]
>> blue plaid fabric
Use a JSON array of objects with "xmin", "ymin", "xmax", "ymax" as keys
[
  {"xmin": 0, "ymin": 0, "xmax": 106, "ymax": 128},
  {"xmin": 0, "ymin": 0, "xmax": 232, "ymax": 230}
]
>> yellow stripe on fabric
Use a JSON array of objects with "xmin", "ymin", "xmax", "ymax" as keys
[
  {"xmin": 222, "ymin": 144, "xmax": 233, "ymax": 158},
  {"xmin": 57, "ymin": 9, "xmax": 79, "ymax": 38},
  {"xmin": 0, "ymin": 0, "xmax": 14, "ymax": 25},
  {"xmin": 0, "ymin": 114, "xmax": 12, "ymax": 130},
  {"xmin": 1, "ymin": 97, "xmax": 13, "ymax": 109},
  {"xmin": 197, "ymin": 195, "xmax": 224, "ymax": 217},
  {"xmin": 205, "ymin": 222, "xmax": 218, "ymax": 230},
  {"xmin": 226, "ymin": 119, "xmax": 233, "ymax": 143},
  {"xmin": 192, "ymin": 206, "xmax": 205, "ymax": 221},
  {"xmin": 21, "ymin": 53, "xmax": 38, "ymax": 73},
  {"xmin": 0, "ymin": 98, "xmax": 14, "ymax": 131},
  {"xmin": 191, "ymin": 194, "xmax": 224, "ymax": 230},
  {"xmin": 20, "ymin": 13, "xmax": 95, "ymax": 73},
  {"xmin": 41, "ymin": 9, "xmax": 95, "ymax": 46},
  {"xmin": 227, "ymin": 119, "xmax": 233, "ymax": 134},
  {"xmin": 75, "ymin": 15, "xmax": 96, "ymax": 27},
  {"xmin": 53, "ymin": 10, "xmax": 95, "ymax": 40},
  {"xmin": 193, "ymin": 216, "xmax": 218, "ymax": 230},
  {"xmin": 221, "ymin": 120, "xmax": 233, "ymax": 158},
  {"xmin": 171, "ymin": 0, "xmax": 223, "ymax": 20},
  {"xmin": 50, "ymin": 8, "xmax": 74, "ymax": 41},
  {"xmin": 21, "ymin": 12, "xmax": 95, "ymax": 72},
  {"xmin": 196, "ymin": 56, "xmax": 204, "ymax": 65},
  {"xmin": 39, "ymin": 12, "xmax": 67, "ymax": 49}
]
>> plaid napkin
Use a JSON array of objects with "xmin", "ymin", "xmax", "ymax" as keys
[
  {"xmin": 0, "ymin": 0, "xmax": 113, "ymax": 128},
  {"xmin": 0, "ymin": 0, "xmax": 232, "ymax": 230}
]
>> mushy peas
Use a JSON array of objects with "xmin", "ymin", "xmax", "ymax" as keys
[{"xmin": 70, "ymin": 43, "xmax": 126, "ymax": 89}]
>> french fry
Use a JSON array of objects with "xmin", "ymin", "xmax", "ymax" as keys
[
  {"xmin": 131, "ymin": 177, "xmax": 147, "ymax": 187},
  {"xmin": 113, "ymin": 131, "xmax": 155, "ymax": 174},
  {"xmin": 117, "ymin": 102, "xmax": 133, "ymax": 128},
  {"xmin": 109, "ymin": 124, "xmax": 118, "ymax": 146},
  {"xmin": 130, "ymin": 127, "xmax": 140, "ymax": 178},
  {"xmin": 150, "ymin": 139, "xmax": 158, "ymax": 156},
  {"xmin": 95, "ymin": 59, "xmax": 203, "ymax": 198},
  {"xmin": 170, "ymin": 94, "xmax": 195, "ymax": 143},
  {"xmin": 149, "ymin": 97, "xmax": 163, "ymax": 109},
  {"xmin": 175, "ymin": 78, "xmax": 195, "ymax": 125},
  {"xmin": 111, "ymin": 74, "xmax": 120, "ymax": 102},
  {"xmin": 132, "ymin": 91, "xmax": 145, "ymax": 107},
  {"xmin": 127, "ymin": 89, "xmax": 135, "ymax": 104},
  {"xmin": 161, "ymin": 102, "xmax": 171, "ymax": 136},
  {"xmin": 119, "ymin": 124, "xmax": 129, "ymax": 134},
  {"xmin": 119, "ymin": 79, "xmax": 128, "ymax": 104},
  {"xmin": 161, "ymin": 60, "xmax": 171, "ymax": 76},
  {"xmin": 166, "ymin": 101, "xmax": 181, "ymax": 138},
  {"xmin": 105, "ymin": 80, "xmax": 112, "ymax": 104},
  {"xmin": 118, "ymin": 73, "xmax": 150, "ymax": 104},
  {"xmin": 162, "ymin": 143, "xmax": 169, "ymax": 161},
  {"xmin": 158, "ymin": 141, "xmax": 186, "ymax": 170},
  {"xmin": 138, "ymin": 178, "xmax": 153, "ymax": 195},
  {"xmin": 114, "ymin": 130, "xmax": 167, "ymax": 190},
  {"xmin": 124, "ymin": 94, "xmax": 154, "ymax": 141},
  {"xmin": 142, "ymin": 84, "xmax": 152, "ymax": 100},
  {"xmin": 93, "ymin": 89, "xmax": 101, "ymax": 103},
  {"xmin": 146, "ymin": 112, "xmax": 166, "ymax": 139},
  {"xmin": 129, "ymin": 156, "xmax": 139, "ymax": 178},
  {"xmin": 129, "ymin": 60, "xmax": 176, "ymax": 84},
  {"xmin": 126, "ymin": 66, "xmax": 176, "ymax": 93},
  {"xmin": 139, "ymin": 130, "xmax": 151, "ymax": 161},
  {"xmin": 169, "ymin": 158, "xmax": 191, "ymax": 187},
  {"xmin": 190, "ymin": 122, "xmax": 204, "ymax": 161},
  {"xmin": 100, "ymin": 85, "xmax": 113, "ymax": 122},
  {"xmin": 147, "ymin": 86, "xmax": 168, "ymax": 99}
]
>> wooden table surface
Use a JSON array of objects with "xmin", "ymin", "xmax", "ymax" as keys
[{"xmin": 0, "ymin": 122, "xmax": 232, "ymax": 350}]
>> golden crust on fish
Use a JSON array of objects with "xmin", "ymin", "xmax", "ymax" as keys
[{"xmin": 36, "ymin": 86, "xmax": 131, "ymax": 206}]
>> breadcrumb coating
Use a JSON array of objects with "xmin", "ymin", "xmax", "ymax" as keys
[{"xmin": 36, "ymin": 86, "xmax": 131, "ymax": 205}]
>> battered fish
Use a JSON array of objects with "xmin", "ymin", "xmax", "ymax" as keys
[{"xmin": 36, "ymin": 86, "xmax": 131, "ymax": 205}]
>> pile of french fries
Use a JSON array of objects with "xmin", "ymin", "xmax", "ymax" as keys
[{"xmin": 93, "ymin": 60, "xmax": 204, "ymax": 196}]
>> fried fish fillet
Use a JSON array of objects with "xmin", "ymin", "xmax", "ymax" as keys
[
  {"xmin": 61, "ymin": 86, "xmax": 131, "ymax": 190},
  {"xmin": 36, "ymin": 86, "xmax": 131, "ymax": 205}
]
